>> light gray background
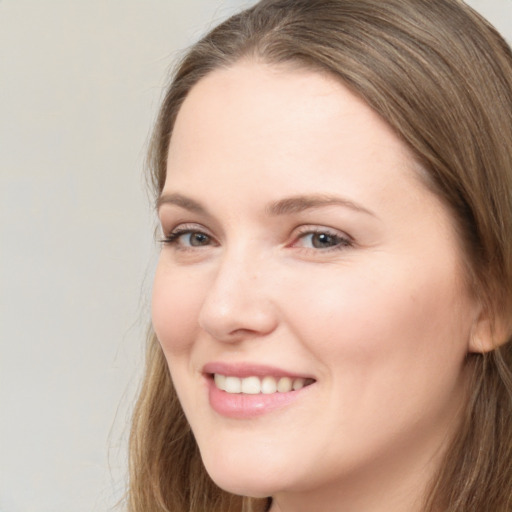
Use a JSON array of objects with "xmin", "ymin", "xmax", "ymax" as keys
[{"xmin": 1, "ymin": 1, "xmax": 511, "ymax": 511}]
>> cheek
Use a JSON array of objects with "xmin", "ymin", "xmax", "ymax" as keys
[
  {"xmin": 280, "ymin": 259, "xmax": 474, "ymax": 458},
  {"xmin": 151, "ymin": 261, "xmax": 204, "ymax": 356},
  {"xmin": 286, "ymin": 257, "xmax": 472, "ymax": 381}
]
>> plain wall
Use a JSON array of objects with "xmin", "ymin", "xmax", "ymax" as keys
[{"xmin": 0, "ymin": 1, "xmax": 511, "ymax": 511}]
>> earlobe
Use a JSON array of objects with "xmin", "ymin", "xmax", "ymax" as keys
[{"xmin": 468, "ymin": 307, "xmax": 510, "ymax": 354}]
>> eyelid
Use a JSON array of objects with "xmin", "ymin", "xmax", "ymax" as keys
[
  {"xmin": 159, "ymin": 222, "xmax": 217, "ymax": 246},
  {"xmin": 160, "ymin": 222, "xmax": 207, "ymax": 235},
  {"xmin": 290, "ymin": 225, "xmax": 354, "ymax": 251}
]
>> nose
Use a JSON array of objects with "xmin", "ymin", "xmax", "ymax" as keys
[{"xmin": 198, "ymin": 249, "xmax": 279, "ymax": 343}]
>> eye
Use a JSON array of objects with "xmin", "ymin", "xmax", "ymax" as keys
[
  {"xmin": 294, "ymin": 228, "xmax": 352, "ymax": 251},
  {"xmin": 160, "ymin": 227, "xmax": 214, "ymax": 248}
]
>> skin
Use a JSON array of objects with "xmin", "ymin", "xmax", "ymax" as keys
[{"xmin": 152, "ymin": 61, "xmax": 483, "ymax": 512}]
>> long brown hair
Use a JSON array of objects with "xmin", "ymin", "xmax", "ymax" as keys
[{"xmin": 129, "ymin": 1, "xmax": 512, "ymax": 510}]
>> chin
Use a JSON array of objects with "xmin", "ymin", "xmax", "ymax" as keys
[
  {"xmin": 200, "ymin": 449, "xmax": 288, "ymax": 498},
  {"xmin": 206, "ymin": 468, "xmax": 275, "ymax": 498}
]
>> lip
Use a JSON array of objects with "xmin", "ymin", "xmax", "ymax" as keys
[
  {"xmin": 202, "ymin": 361, "xmax": 314, "ymax": 380},
  {"xmin": 203, "ymin": 362, "xmax": 316, "ymax": 419}
]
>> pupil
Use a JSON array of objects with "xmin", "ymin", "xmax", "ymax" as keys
[
  {"xmin": 191, "ymin": 233, "xmax": 209, "ymax": 246},
  {"xmin": 313, "ymin": 233, "xmax": 334, "ymax": 248}
]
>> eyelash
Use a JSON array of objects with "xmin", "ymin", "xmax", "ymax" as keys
[
  {"xmin": 159, "ymin": 225, "xmax": 214, "ymax": 249},
  {"xmin": 159, "ymin": 225, "xmax": 353, "ymax": 252},
  {"xmin": 292, "ymin": 226, "xmax": 353, "ymax": 252}
]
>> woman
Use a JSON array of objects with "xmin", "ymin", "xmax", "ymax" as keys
[{"xmin": 128, "ymin": 1, "xmax": 512, "ymax": 511}]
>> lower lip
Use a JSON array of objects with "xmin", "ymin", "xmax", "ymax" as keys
[{"xmin": 207, "ymin": 377, "xmax": 312, "ymax": 419}]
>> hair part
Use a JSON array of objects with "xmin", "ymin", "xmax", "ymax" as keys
[{"xmin": 130, "ymin": 1, "xmax": 512, "ymax": 510}]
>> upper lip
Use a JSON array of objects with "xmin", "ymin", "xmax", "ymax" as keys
[{"xmin": 202, "ymin": 361, "xmax": 316, "ymax": 380}]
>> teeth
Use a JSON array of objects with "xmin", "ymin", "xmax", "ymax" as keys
[
  {"xmin": 292, "ymin": 378, "xmax": 305, "ymax": 390},
  {"xmin": 214, "ymin": 373, "xmax": 226, "ymax": 391},
  {"xmin": 241, "ymin": 376, "xmax": 261, "ymax": 394},
  {"xmin": 214, "ymin": 374, "xmax": 312, "ymax": 394},
  {"xmin": 261, "ymin": 376, "xmax": 277, "ymax": 394},
  {"xmin": 277, "ymin": 377, "xmax": 293, "ymax": 392},
  {"xmin": 224, "ymin": 376, "xmax": 242, "ymax": 394}
]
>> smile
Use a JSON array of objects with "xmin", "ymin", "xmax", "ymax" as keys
[{"xmin": 213, "ymin": 374, "xmax": 315, "ymax": 394}]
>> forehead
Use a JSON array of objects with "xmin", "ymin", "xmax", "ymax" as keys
[
  {"xmin": 167, "ymin": 61, "xmax": 417, "ymax": 186},
  {"xmin": 173, "ymin": 61, "xmax": 396, "ymax": 139}
]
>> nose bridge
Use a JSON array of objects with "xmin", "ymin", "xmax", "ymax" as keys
[{"xmin": 198, "ymin": 243, "xmax": 277, "ymax": 341}]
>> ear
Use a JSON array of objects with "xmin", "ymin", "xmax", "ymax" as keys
[{"xmin": 468, "ymin": 305, "xmax": 510, "ymax": 354}]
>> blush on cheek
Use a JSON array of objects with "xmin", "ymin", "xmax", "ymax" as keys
[{"xmin": 151, "ymin": 282, "xmax": 196, "ymax": 355}]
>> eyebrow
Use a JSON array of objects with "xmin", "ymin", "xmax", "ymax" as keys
[
  {"xmin": 266, "ymin": 194, "xmax": 376, "ymax": 217},
  {"xmin": 157, "ymin": 192, "xmax": 375, "ymax": 218},
  {"xmin": 156, "ymin": 193, "xmax": 210, "ymax": 215}
]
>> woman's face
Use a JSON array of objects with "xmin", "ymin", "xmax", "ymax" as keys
[{"xmin": 153, "ymin": 62, "xmax": 479, "ymax": 508}]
